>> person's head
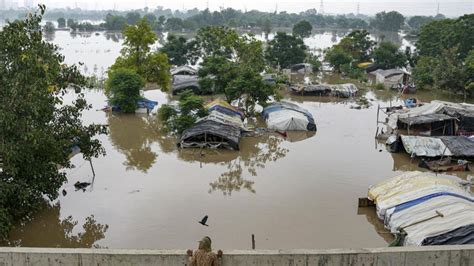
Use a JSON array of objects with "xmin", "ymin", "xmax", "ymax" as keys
[{"xmin": 198, "ymin": 236, "xmax": 212, "ymax": 252}]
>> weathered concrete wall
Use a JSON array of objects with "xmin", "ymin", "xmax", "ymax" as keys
[{"xmin": 0, "ymin": 245, "xmax": 473, "ymax": 266}]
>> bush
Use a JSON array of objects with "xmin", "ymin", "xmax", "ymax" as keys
[
  {"xmin": 106, "ymin": 68, "xmax": 144, "ymax": 113},
  {"xmin": 374, "ymin": 83, "xmax": 385, "ymax": 90}
]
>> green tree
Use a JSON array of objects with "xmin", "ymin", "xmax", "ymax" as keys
[
  {"xmin": 159, "ymin": 34, "xmax": 192, "ymax": 66},
  {"xmin": 372, "ymin": 41, "xmax": 407, "ymax": 69},
  {"xmin": 265, "ymin": 32, "xmax": 307, "ymax": 69},
  {"xmin": 57, "ymin": 17, "xmax": 66, "ymax": 28},
  {"xmin": 337, "ymin": 30, "xmax": 375, "ymax": 62},
  {"xmin": 194, "ymin": 26, "xmax": 239, "ymax": 58},
  {"xmin": 412, "ymin": 56, "xmax": 437, "ymax": 89},
  {"xmin": 158, "ymin": 91, "xmax": 207, "ymax": 134},
  {"xmin": 262, "ymin": 18, "xmax": 272, "ymax": 39},
  {"xmin": 44, "ymin": 21, "xmax": 55, "ymax": 33},
  {"xmin": 292, "ymin": 20, "xmax": 313, "ymax": 38},
  {"xmin": 126, "ymin": 12, "xmax": 141, "ymax": 25},
  {"xmin": 66, "ymin": 18, "xmax": 75, "ymax": 28},
  {"xmin": 121, "ymin": 17, "xmax": 157, "ymax": 69},
  {"xmin": 371, "ymin": 11, "xmax": 405, "ymax": 32},
  {"xmin": 165, "ymin": 17, "xmax": 184, "ymax": 31},
  {"xmin": 433, "ymin": 47, "xmax": 467, "ymax": 94},
  {"xmin": 225, "ymin": 67, "xmax": 278, "ymax": 114},
  {"xmin": 142, "ymin": 52, "xmax": 171, "ymax": 91},
  {"xmin": 325, "ymin": 46, "xmax": 352, "ymax": 73},
  {"xmin": 106, "ymin": 68, "xmax": 145, "ymax": 113},
  {"xmin": 0, "ymin": 6, "xmax": 106, "ymax": 237}
]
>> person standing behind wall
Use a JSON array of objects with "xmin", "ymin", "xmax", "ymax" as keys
[{"xmin": 187, "ymin": 236, "xmax": 223, "ymax": 266}]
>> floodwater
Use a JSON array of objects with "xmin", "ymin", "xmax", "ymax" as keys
[{"xmin": 2, "ymin": 30, "xmax": 467, "ymax": 250}]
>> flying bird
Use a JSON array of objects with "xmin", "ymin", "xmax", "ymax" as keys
[{"xmin": 198, "ymin": 215, "xmax": 209, "ymax": 226}]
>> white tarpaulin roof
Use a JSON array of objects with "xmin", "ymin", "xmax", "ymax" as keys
[
  {"xmin": 368, "ymin": 171, "xmax": 464, "ymax": 219},
  {"xmin": 267, "ymin": 110, "xmax": 310, "ymax": 131},
  {"xmin": 388, "ymin": 102, "xmax": 446, "ymax": 129},
  {"xmin": 400, "ymin": 135, "xmax": 452, "ymax": 157}
]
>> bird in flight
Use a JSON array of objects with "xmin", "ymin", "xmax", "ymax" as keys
[{"xmin": 199, "ymin": 215, "xmax": 209, "ymax": 226}]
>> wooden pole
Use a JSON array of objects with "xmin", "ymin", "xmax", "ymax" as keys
[{"xmin": 251, "ymin": 234, "xmax": 255, "ymax": 250}]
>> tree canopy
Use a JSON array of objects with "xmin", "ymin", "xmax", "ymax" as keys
[
  {"xmin": 0, "ymin": 6, "xmax": 106, "ymax": 237},
  {"xmin": 292, "ymin": 20, "xmax": 313, "ymax": 38},
  {"xmin": 106, "ymin": 69, "xmax": 145, "ymax": 113},
  {"xmin": 265, "ymin": 32, "xmax": 307, "ymax": 69},
  {"xmin": 371, "ymin": 11, "xmax": 405, "ymax": 32},
  {"xmin": 372, "ymin": 41, "xmax": 407, "ymax": 69}
]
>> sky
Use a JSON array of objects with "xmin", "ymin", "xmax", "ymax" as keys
[{"xmin": 12, "ymin": 0, "xmax": 474, "ymax": 17}]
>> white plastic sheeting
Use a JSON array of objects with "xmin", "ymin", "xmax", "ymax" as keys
[
  {"xmin": 387, "ymin": 102, "xmax": 446, "ymax": 129},
  {"xmin": 368, "ymin": 171, "xmax": 474, "ymax": 246},
  {"xmin": 197, "ymin": 110, "xmax": 246, "ymax": 130},
  {"xmin": 400, "ymin": 135, "xmax": 452, "ymax": 157},
  {"xmin": 266, "ymin": 110, "xmax": 310, "ymax": 131},
  {"xmin": 368, "ymin": 171, "xmax": 464, "ymax": 219}
]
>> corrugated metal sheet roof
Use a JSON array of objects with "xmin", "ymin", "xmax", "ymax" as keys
[{"xmin": 398, "ymin": 114, "xmax": 457, "ymax": 126}]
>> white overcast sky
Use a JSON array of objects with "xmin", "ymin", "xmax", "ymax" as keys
[{"xmin": 19, "ymin": 1, "xmax": 474, "ymax": 17}]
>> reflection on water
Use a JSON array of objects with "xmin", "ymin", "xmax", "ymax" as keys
[
  {"xmin": 108, "ymin": 114, "xmax": 160, "ymax": 172},
  {"xmin": 3, "ymin": 203, "xmax": 108, "ymax": 248}
]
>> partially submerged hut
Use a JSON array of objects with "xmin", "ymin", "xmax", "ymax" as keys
[
  {"xmin": 170, "ymin": 66, "xmax": 197, "ymax": 76},
  {"xmin": 397, "ymin": 114, "xmax": 457, "ymax": 136},
  {"xmin": 172, "ymin": 75, "xmax": 200, "ymax": 95},
  {"xmin": 290, "ymin": 63, "xmax": 312, "ymax": 74},
  {"xmin": 290, "ymin": 83, "xmax": 358, "ymax": 98},
  {"xmin": 179, "ymin": 99, "xmax": 245, "ymax": 150},
  {"xmin": 178, "ymin": 120, "xmax": 241, "ymax": 150},
  {"xmin": 262, "ymin": 102, "xmax": 316, "ymax": 131},
  {"xmin": 371, "ymin": 69, "xmax": 410, "ymax": 89},
  {"xmin": 399, "ymin": 135, "xmax": 474, "ymax": 158}
]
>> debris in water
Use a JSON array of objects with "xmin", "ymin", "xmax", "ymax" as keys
[
  {"xmin": 74, "ymin": 181, "xmax": 91, "ymax": 191},
  {"xmin": 62, "ymin": 189, "xmax": 67, "ymax": 196}
]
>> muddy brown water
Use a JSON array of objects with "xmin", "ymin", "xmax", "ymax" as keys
[{"xmin": 1, "ymin": 31, "xmax": 470, "ymax": 250}]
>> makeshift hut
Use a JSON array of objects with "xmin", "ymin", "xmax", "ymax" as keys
[
  {"xmin": 367, "ymin": 171, "xmax": 474, "ymax": 246},
  {"xmin": 290, "ymin": 83, "xmax": 358, "ymax": 98},
  {"xmin": 371, "ymin": 69, "xmax": 410, "ymax": 89},
  {"xmin": 101, "ymin": 97, "xmax": 158, "ymax": 114},
  {"xmin": 399, "ymin": 135, "xmax": 474, "ymax": 158},
  {"xmin": 397, "ymin": 114, "xmax": 457, "ymax": 136},
  {"xmin": 170, "ymin": 66, "xmax": 197, "ymax": 76},
  {"xmin": 178, "ymin": 120, "xmax": 241, "ymax": 150},
  {"xmin": 262, "ymin": 102, "xmax": 316, "ymax": 131},
  {"xmin": 290, "ymin": 63, "xmax": 312, "ymax": 73},
  {"xmin": 205, "ymin": 99, "xmax": 245, "ymax": 120},
  {"xmin": 172, "ymin": 75, "xmax": 200, "ymax": 95}
]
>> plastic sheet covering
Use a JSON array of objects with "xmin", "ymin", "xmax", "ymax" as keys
[
  {"xmin": 402, "ymin": 200, "xmax": 474, "ymax": 246},
  {"xmin": 172, "ymin": 75, "xmax": 200, "ymax": 94},
  {"xmin": 387, "ymin": 102, "xmax": 446, "ymax": 129},
  {"xmin": 422, "ymin": 224, "xmax": 474, "ymax": 245},
  {"xmin": 197, "ymin": 110, "xmax": 246, "ymax": 130},
  {"xmin": 385, "ymin": 195, "xmax": 474, "ymax": 234},
  {"xmin": 400, "ymin": 135, "xmax": 452, "ymax": 157},
  {"xmin": 205, "ymin": 99, "xmax": 244, "ymax": 120},
  {"xmin": 170, "ymin": 66, "xmax": 197, "ymax": 76},
  {"xmin": 136, "ymin": 98, "xmax": 158, "ymax": 110},
  {"xmin": 262, "ymin": 102, "xmax": 316, "ymax": 131},
  {"xmin": 179, "ymin": 120, "xmax": 241, "ymax": 150},
  {"xmin": 266, "ymin": 109, "xmax": 311, "ymax": 131},
  {"xmin": 367, "ymin": 171, "xmax": 464, "ymax": 219}
]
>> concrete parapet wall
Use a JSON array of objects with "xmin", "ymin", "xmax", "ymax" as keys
[{"xmin": 0, "ymin": 245, "xmax": 473, "ymax": 266}]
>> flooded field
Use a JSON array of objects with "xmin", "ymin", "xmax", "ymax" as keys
[{"xmin": 1, "ymin": 30, "xmax": 468, "ymax": 250}]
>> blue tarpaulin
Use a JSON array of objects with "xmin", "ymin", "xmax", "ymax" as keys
[{"xmin": 392, "ymin": 192, "xmax": 474, "ymax": 214}]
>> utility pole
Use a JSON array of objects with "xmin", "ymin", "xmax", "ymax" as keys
[
  {"xmin": 436, "ymin": 2, "xmax": 440, "ymax": 15},
  {"xmin": 357, "ymin": 2, "xmax": 360, "ymax": 15},
  {"xmin": 319, "ymin": 0, "xmax": 324, "ymax": 15}
]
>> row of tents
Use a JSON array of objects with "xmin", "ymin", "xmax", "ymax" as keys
[
  {"xmin": 178, "ymin": 100, "xmax": 317, "ymax": 150},
  {"xmin": 368, "ymin": 171, "xmax": 474, "ymax": 246}
]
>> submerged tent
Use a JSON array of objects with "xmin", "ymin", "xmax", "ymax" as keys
[
  {"xmin": 290, "ymin": 83, "xmax": 358, "ymax": 98},
  {"xmin": 262, "ymin": 102, "xmax": 316, "ymax": 131},
  {"xmin": 171, "ymin": 66, "xmax": 197, "ymax": 76},
  {"xmin": 205, "ymin": 99, "xmax": 244, "ymax": 120},
  {"xmin": 368, "ymin": 171, "xmax": 474, "ymax": 246},
  {"xmin": 172, "ymin": 75, "xmax": 201, "ymax": 95},
  {"xmin": 179, "ymin": 120, "xmax": 241, "ymax": 150},
  {"xmin": 400, "ymin": 135, "xmax": 474, "ymax": 157},
  {"xmin": 102, "ymin": 97, "xmax": 158, "ymax": 113}
]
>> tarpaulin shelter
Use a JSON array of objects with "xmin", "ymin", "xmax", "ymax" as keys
[
  {"xmin": 172, "ymin": 75, "xmax": 201, "ymax": 95},
  {"xmin": 290, "ymin": 83, "xmax": 358, "ymax": 98},
  {"xmin": 170, "ymin": 66, "xmax": 197, "ymax": 76},
  {"xmin": 178, "ymin": 120, "xmax": 241, "ymax": 150},
  {"xmin": 400, "ymin": 135, "xmax": 474, "ymax": 157},
  {"xmin": 368, "ymin": 171, "xmax": 474, "ymax": 246},
  {"xmin": 262, "ymin": 102, "xmax": 316, "ymax": 131},
  {"xmin": 205, "ymin": 99, "xmax": 244, "ymax": 120},
  {"xmin": 397, "ymin": 114, "xmax": 457, "ymax": 136},
  {"xmin": 371, "ymin": 69, "xmax": 410, "ymax": 89}
]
